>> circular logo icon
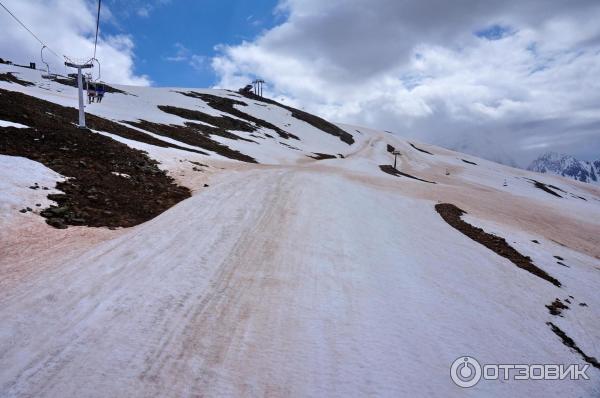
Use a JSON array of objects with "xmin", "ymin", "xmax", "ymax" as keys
[{"xmin": 450, "ymin": 356, "xmax": 482, "ymax": 388}]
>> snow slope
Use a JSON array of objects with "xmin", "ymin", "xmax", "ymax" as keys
[{"xmin": 1, "ymin": 64, "xmax": 600, "ymax": 397}]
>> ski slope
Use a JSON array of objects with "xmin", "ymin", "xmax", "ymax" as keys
[{"xmin": 1, "ymin": 64, "xmax": 600, "ymax": 397}]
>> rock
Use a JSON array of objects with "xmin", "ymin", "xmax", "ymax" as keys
[
  {"xmin": 29, "ymin": 185, "xmax": 39, "ymax": 189},
  {"xmin": 35, "ymin": 203, "xmax": 41, "ymax": 207},
  {"xmin": 46, "ymin": 218, "xmax": 67, "ymax": 229},
  {"xmin": 204, "ymin": 184, "xmax": 209, "ymax": 187},
  {"xmin": 26, "ymin": 207, "xmax": 32, "ymax": 211},
  {"xmin": 45, "ymin": 206, "xmax": 68, "ymax": 216},
  {"xmin": 19, "ymin": 209, "xmax": 27, "ymax": 213},
  {"xmin": 47, "ymin": 193, "xmax": 66, "ymax": 201}
]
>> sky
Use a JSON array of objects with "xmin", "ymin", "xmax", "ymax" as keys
[{"xmin": 1, "ymin": 0, "xmax": 599, "ymax": 166}]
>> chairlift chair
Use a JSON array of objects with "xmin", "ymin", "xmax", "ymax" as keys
[{"xmin": 40, "ymin": 45, "xmax": 54, "ymax": 79}]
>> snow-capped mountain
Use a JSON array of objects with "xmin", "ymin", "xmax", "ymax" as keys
[
  {"xmin": 528, "ymin": 152, "xmax": 600, "ymax": 185},
  {"xmin": 1, "ymin": 64, "xmax": 600, "ymax": 397}
]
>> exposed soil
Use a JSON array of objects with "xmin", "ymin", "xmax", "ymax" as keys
[
  {"xmin": 159, "ymin": 105, "xmax": 254, "ymax": 134},
  {"xmin": 279, "ymin": 142, "xmax": 300, "ymax": 150},
  {"xmin": 45, "ymin": 76, "xmax": 128, "ymax": 95},
  {"xmin": 0, "ymin": 88, "xmax": 203, "ymax": 154},
  {"xmin": 546, "ymin": 298, "xmax": 569, "ymax": 316},
  {"xmin": 434, "ymin": 203, "xmax": 561, "ymax": 287},
  {"xmin": 0, "ymin": 72, "xmax": 34, "ymax": 87},
  {"xmin": 237, "ymin": 91, "xmax": 354, "ymax": 145},
  {"xmin": 570, "ymin": 193, "xmax": 587, "ymax": 201},
  {"xmin": 0, "ymin": 125, "xmax": 190, "ymax": 229},
  {"xmin": 309, "ymin": 153, "xmax": 338, "ymax": 160},
  {"xmin": 186, "ymin": 121, "xmax": 257, "ymax": 143},
  {"xmin": 379, "ymin": 165, "xmax": 436, "ymax": 184},
  {"xmin": 546, "ymin": 322, "xmax": 600, "ymax": 369},
  {"xmin": 526, "ymin": 178, "xmax": 563, "ymax": 198},
  {"xmin": 0, "ymin": 89, "xmax": 192, "ymax": 229},
  {"xmin": 126, "ymin": 119, "xmax": 257, "ymax": 163},
  {"xmin": 525, "ymin": 180, "xmax": 587, "ymax": 202},
  {"xmin": 409, "ymin": 143, "xmax": 433, "ymax": 155},
  {"xmin": 545, "ymin": 183, "xmax": 566, "ymax": 194},
  {"xmin": 461, "ymin": 159, "xmax": 477, "ymax": 165},
  {"xmin": 178, "ymin": 92, "xmax": 299, "ymax": 140}
]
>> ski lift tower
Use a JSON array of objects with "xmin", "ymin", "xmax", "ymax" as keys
[
  {"xmin": 252, "ymin": 79, "xmax": 265, "ymax": 97},
  {"xmin": 392, "ymin": 150, "xmax": 402, "ymax": 170},
  {"xmin": 64, "ymin": 58, "xmax": 94, "ymax": 128}
]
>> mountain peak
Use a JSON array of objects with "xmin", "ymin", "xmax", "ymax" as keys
[{"xmin": 528, "ymin": 151, "xmax": 599, "ymax": 184}]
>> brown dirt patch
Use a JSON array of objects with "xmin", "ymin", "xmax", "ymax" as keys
[
  {"xmin": 0, "ymin": 90, "xmax": 191, "ymax": 229},
  {"xmin": 126, "ymin": 119, "xmax": 256, "ymax": 163},
  {"xmin": 179, "ymin": 92, "xmax": 299, "ymax": 140},
  {"xmin": 546, "ymin": 298, "xmax": 569, "ymax": 316},
  {"xmin": 379, "ymin": 165, "xmax": 436, "ymax": 184},
  {"xmin": 309, "ymin": 153, "xmax": 338, "ymax": 160},
  {"xmin": 45, "ymin": 75, "xmax": 129, "ymax": 95},
  {"xmin": 0, "ymin": 125, "xmax": 191, "ymax": 228},
  {"xmin": 409, "ymin": 142, "xmax": 433, "ymax": 155},
  {"xmin": 434, "ymin": 203, "xmax": 561, "ymax": 287},
  {"xmin": 0, "ymin": 88, "xmax": 203, "ymax": 154},
  {"xmin": 0, "ymin": 72, "xmax": 34, "ymax": 87},
  {"xmin": 238, "ymin": 91, "xmax": 354, "ymax": 145},
  {"xmin": 526, "ymin": 178, "xmax": 563, "ymax": 198},
  {"xmin": 546, "ymin": 322, "xmax": 600, "ymax": 369}
]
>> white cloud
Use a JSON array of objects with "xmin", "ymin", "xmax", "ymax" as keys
[
  {"xmin": 136, "ymin": 6, "xmax": 151, "ymax": 18},
  {"xmin": 213, "ymin": 0, "xmax": 600, "ymax": 165},
  {"xmin": 163, "ymin": 43, "xmax": 207, "ymax": 71},
  {"xmin": 0, "ymin": 0, "xmax": 150, "ymax": 85}
]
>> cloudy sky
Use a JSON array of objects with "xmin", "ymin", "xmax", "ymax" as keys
[{"xmin": 1, "ymin": 0, "xmax": 599, "ymax": 165}]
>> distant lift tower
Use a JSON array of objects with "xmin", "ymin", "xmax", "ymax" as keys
[
  {"xmin": 65, "ymin": 59, "xmax": 94, "ymax": 128},
  {"xmin": 252, "ymin": 79, "xmax": 265, "ymax": 97}
]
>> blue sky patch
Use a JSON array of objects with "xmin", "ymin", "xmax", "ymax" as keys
[
  {"xmin": 474, "ymin": 25, "xmax": 513, "ymax": 41},
  {"xmin": 103, "ymin": 0, "xmax": 280, "ymax": 87}
]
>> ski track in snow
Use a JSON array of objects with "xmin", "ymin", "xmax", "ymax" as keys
[{"xmin": 1, "ymin": 64, "xmax": 600, "ymax": 397}]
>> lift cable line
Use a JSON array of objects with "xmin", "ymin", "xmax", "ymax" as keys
[
  {"xmin": 0, "ymin": 0, "xmax": 61, "ymax": 59},
  {"xmin": 93, "ymin": 0, "xmax": 101, "ymax": 60}
]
